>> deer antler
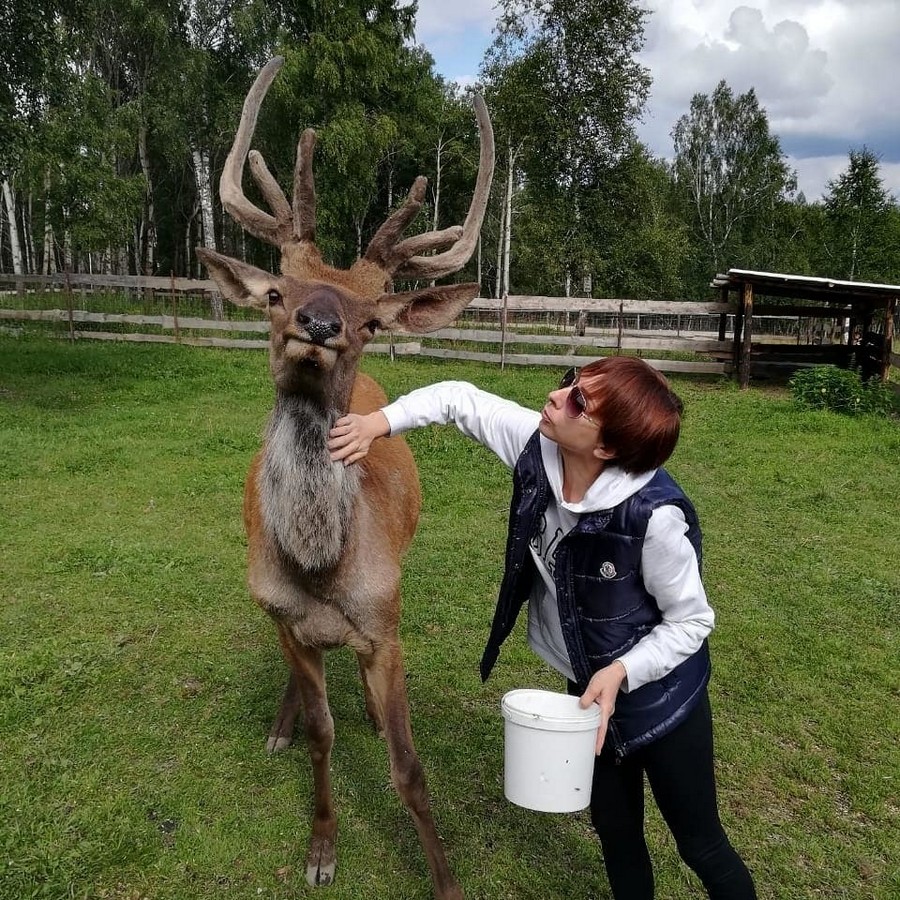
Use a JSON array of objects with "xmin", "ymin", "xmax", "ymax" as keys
[
  {"xmin": 364, "ymin": 94, "xmax": 494, "ymax": 281},
  {"xmin": 219, "ymin": 57, "xmax": 317, "ymax": 248},
  {"xmin": 220, "ymin": 56, "xmax": 494, "ymax": 286}
]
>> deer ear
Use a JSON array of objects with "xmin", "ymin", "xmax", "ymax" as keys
[
  {"xmin": 376, "ymin": 283, "xmax": 479, "ymax": 335},
  {"xmin": 196, "ymin": 247, "xmax": 277, "ymax": 309}
]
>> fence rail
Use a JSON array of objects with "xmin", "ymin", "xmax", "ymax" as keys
[
  {"xmin": 0, "ymin": 273, "xmax": 737, "ymax": 374},
  {"xmin": 11, "ymin": 272, "xmax": 891, "ymax": 378}
]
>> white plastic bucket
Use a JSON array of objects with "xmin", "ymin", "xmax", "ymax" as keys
[{"xmin": 501, "ymin": 689, "xmax": 601, "ymax": 813}]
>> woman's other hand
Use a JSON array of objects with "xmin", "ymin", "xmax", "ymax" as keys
[
  {"xmin": 579, "ymin": 660, "xmax": 628, "ymax": 753},
  {"xmin": 328, "ymin": 411, "xmax": 390, "ymax": 465}
]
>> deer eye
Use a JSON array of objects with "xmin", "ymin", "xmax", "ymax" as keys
[
  {"xmin": 266, "ymin": 289, "xmax": 282, "ymax": 306},
  {"xmin": 364, "ymin": 319, "xmax": 381, "ymax": 334}
]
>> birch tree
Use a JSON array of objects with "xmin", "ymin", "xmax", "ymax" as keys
[
  {"xmin": 2, "ymin": 180, "xmax": 24, "ymax": 274},
  {"xmin": 482, "ymin": 0, "xmax": 650, "ymax": 296},
  {"xmin": 671, "ymin": 80, "xmax": 796, "ymax": 276}
]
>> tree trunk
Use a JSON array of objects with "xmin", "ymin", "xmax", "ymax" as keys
[
  {"xmin": 501, "ymin": 147, "xmax": 515, "ymax": 298},
  {"xmin": 2, "ymin": 180, "xmax": 25, "ymax": 275},
  {"xmin": 192, "ymin": 145, "xmax": 222, "ymax": 317},
  {"xmin": 185, "ymin": 202, "xmax": 199, "ymax": 278},
  {"xmin": 495, "ymin": 188, "xmax": 505, "ymax": 300},
  {"xmin": 43, "ymin": 169, "xmax": 56, "ymax": 274},
  {"xmin": 132, "ymin": 222, "xmax": 141, "ymax": 276},
  {"xmin": 25, "ymin": 191, "xmax": 36, "ymax": 274},
  {"xmin": 138, "ymin": 123, "xmax": 156, "ymax": 275},
  {"xmin": 477, "ymin": 234, "xmax": 482, "ymax": 295},
  {"xmin": 432, "ymin": 135, "xmax": 444, "ymax": 232},
  {"xmin": 428, "ymin": 135, "xmax": 446, "ymax": 288}
]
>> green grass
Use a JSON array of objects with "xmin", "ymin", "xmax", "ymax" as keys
[{"xmin": 1, "ymin": 336, "xmax": 898, "ymax": 900}]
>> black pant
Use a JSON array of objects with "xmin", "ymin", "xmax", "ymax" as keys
[{"xmin": 579, "ymin": 687, "xmax": 757, "ymax": 899}]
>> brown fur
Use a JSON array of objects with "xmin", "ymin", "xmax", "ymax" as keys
[{"xmin": 195, "ymin": 56, "xmax": 493, "ymax": 899}]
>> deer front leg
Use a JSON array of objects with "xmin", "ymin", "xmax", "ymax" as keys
[
  {"xmin": 357, "ymin": 651, "xmax": 384, "ymax": 735},
  {"xmin": 278, "ymin": 632, "xmax": 338, "ymax": 888},
  {"xmin": 266, "ymin": 665, "xmax": 301, "ymax": 752},
  {"xmin": 360, "ymin": 640, "xmax": 463, "ymax": 900}
]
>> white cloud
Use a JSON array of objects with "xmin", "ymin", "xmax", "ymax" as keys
[
  {"xmin": 637, "ymin": 0, "xmax": 900, "ymax": 198},
  {"xmin": 413, "ymin": 0, "xmax": 900, "ymax": 200},
  {"xmin": 410, "ymin": 0, "xmax": 497, "ymax": 38}
]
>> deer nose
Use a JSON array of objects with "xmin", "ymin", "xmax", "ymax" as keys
[{"xmin": 296, "ymin": 310, "xmax": 342, "ymax": 345}]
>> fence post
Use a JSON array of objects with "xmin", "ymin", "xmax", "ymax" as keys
[
  {"xmin": 739, "ymin": 281, "xmax": 754, "ymax": 389},
  {"xmin": 616, "ymin": 300, "xmax": 624, "ymax": 355},
  {"xmin": 718, "ymin": 286, "xmax": 728, "ymax": 343},
  {"xmin": 64, "ymin": 270, "xmax": 75, "ymax": 342},
  {"xmin": 500, "ymin": 291, "xmax": 509, "ymax": 370},
  {"xmin": 170, "ymin": 272, "xmax": 180, "ymax": 343},
  {"xmin": 882, "ymin": 298, "xmax": 896, "ymax": 381}
]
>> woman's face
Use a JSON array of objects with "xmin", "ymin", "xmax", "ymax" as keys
[{"xmin": 539, "ymin": 368, "xmax": 611, "ymax": 460}]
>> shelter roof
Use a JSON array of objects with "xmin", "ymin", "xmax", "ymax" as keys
[{"xmin": 711, "ymin": 269, "xmax": 900, "ymax": 307}]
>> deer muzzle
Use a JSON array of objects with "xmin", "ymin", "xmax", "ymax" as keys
[
  {"xmin": 297, "ymin": 311, "xmax": 342, "ymax": 345},
  {"xmin": 294, "ymin": 289, "xmax": 344, "ymax": 346}
]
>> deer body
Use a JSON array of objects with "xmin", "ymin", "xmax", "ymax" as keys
[
  {"xmin": 245, "ymin": 376, "xmax": 419, "ymax": 641},
  {"xmin": 197, "ymin": 57, "xmax": 493, "ymax": 899}
]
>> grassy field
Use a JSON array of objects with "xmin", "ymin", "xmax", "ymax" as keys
[{"xmin": 1, "ymin": 336, "xmax": 898, "ymax": 900}]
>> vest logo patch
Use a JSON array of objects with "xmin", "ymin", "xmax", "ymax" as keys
[{"xmin": 600, "ymin": 561, "xmax": 617, "ymax": 579}]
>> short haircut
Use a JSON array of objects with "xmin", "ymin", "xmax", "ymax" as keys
[{"xmin": 577, "ymin": 357, "xmax": 683, "ymax": 473}]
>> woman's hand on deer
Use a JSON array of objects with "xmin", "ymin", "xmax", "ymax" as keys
[{"xmin": 329, "ymin": 411, "xmax": 391, "ymax": 465}]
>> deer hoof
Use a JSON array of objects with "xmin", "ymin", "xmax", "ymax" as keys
[
  {"xmin": 305, "ymin": 836, "xmax": 336, "ymax": 887},
  {"xmin": 306, "ymin": 863, "xmax": 335, "ymax": 888},
  {"xmin": 265, "ymin": 734, "xmax": 293, "ymax": 753}
]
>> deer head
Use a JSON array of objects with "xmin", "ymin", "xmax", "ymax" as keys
[{"xmin": 198, "ymin": 56, "xmax": 494, "ymax": 410}]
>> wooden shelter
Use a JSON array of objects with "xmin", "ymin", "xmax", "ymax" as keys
[{"xmin": 711, "ymin": 268, "xmax": 898, "ymax": 388}]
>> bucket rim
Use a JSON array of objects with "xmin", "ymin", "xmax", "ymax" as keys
[{"xmin": 501, "ymin": 688, "xmax": 601, "ymax": 731}]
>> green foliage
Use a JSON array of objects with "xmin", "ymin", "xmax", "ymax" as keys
[
  {"xmin": 5, "ymin": 0, "xmax": 900, "ymax": 301},
  {"xmin": 820, "ymin": 148, "xmax": 900, "ymax": 283},
  {"xmin": 483, "ymin": 0, "xmax": 653, "ymax": 297},
  {"xmin": 25, "ymin": 72, "xmax": 146, "ymax": 255},
  {"xmin": 789, "ymin": 365, "xmax": 896, "ymax": 416},
  {"xmin": 484, "ymin": 0, "xmax": 650, "ymax": 185},
  {"xmin": 671, "ymin": 80, "xmax": 797, "ymax": 292}
]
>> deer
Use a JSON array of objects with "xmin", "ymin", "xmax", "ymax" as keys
[{"xmin": 195, "ymin": 57, "xmax": 493, "ymax": 899}]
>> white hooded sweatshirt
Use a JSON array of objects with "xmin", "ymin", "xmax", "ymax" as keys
[{"xmin": 382, "ymin": 381, "xmax": 714, "ymax": 692}]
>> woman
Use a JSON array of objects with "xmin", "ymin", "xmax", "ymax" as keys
[{"xmin": 328, "ymin": 357, "xmax": 756, "ymax": 900}]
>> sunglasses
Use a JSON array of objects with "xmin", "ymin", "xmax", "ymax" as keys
[{"xmin": 558, "ymin": 367, "xmax": 601, "ymax": 427}]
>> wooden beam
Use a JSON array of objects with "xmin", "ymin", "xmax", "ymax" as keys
[
  {"xmin": 732, "ymin": 297, "xmax": 744, "ymax": 378},
  {"xmin": 718, "ymin": 286, "xmax": 729, "ymax": 341},
  {"xmin": 882, "ymin": 298, "xmax": 896, "ymax": 381},
  {"xmin": 740, "ymin": 281, "xmax": 754, "ymax": 389},
  {"xmin": 469, "ymin": 296, "xmax": 733, "ymax": 315}
]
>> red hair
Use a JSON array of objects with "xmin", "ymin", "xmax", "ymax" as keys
[{"xmin": 577, "ymin": 357, "xmax": 683, "ymax": 473}]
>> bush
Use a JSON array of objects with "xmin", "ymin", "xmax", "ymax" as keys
[{"xmin": 789, "ymin": 365, "xmax": 895, "ymax": 416}]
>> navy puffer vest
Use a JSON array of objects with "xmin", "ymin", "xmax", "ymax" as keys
[{"xmin": 480, "ymin": 431, "xmax": 711, "ymax": 757}]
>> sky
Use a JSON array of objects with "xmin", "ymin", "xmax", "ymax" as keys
[{"xmin": 410, "ymin": 0, "xmax": 900, "ymax": 202}]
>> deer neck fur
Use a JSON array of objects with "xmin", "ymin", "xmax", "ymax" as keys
[{"xmin": 259, "ymin": 391, "xmax": 361, "ymax": 573}]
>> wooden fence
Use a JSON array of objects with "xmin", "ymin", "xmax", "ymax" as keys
[
  {"xmin": 6, "ymin": 272, "xmax": 897, "ymax": 376},
  {"xmin": 0, "ymin": 272, "xmax": 738, "ymax": 375}
]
